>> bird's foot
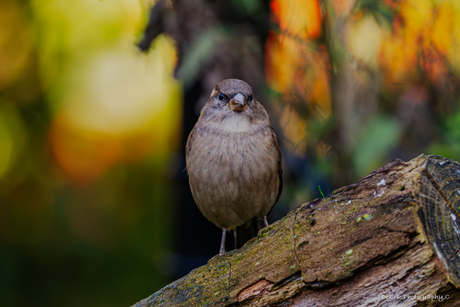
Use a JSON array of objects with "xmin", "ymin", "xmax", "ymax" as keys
[{"xmin": 257, "ymin": 217, "xmax": 270, "ymax": 237}]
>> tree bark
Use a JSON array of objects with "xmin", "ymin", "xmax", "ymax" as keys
[{"xmin": 132, "ymin": 154, "xmax": 460, "ymax": 306}]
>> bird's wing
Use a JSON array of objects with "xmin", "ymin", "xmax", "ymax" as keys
[{"xmin": 271, "ymin": 126, "xmax": 283, "ymax": 204}]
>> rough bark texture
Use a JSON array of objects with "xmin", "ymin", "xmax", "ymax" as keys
[{"xmin": 132, "ymin": 154, "xmax": 460, "ymax": 306}]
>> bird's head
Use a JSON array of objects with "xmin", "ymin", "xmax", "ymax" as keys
[
  {"xmin": 210, "ymin": 79, "xmax": 253, "ymax": 113},
  {"xmin": 199, "ymin": 79, "xmax": 268, "ymax": 129}
]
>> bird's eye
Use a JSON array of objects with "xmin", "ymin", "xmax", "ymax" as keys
[
  {"xmin": 218, "ymin": 93, "xmax": 224, "ymax": 101},
  {"xmin": 248, "ymin": 95, "xmax": 253, "ymax": 101}
]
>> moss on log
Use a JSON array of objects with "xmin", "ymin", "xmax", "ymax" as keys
[{"xmin": 132, "ymin": 154, "xmax": 460, "ymax": 306}]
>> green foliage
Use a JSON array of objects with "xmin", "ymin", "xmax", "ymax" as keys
[
  {"xmin": 352, "ymin": 116, "xmax": 401, "ymax": 176},
  {"xmin": 428, "ymin": 109, "xmax": 460, "ymax": 161},
  {"xmin": 354, "ymin": 0, "xmax": 395, "ymax": 25},
  {"xmin": 178, "ymin": 30, "xmax": 218, "ymax": 84},
  {"xmin": 234, "ymin": 0, "xmax": 264, "ymax": 15}
]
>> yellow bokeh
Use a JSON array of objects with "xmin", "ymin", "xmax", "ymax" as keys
[
  {"xmin": 438, "ymin": 2, "xmax": 460, "ymax": 75},
  {"xmin": 432, "ymin": 4, "xmax": 454, "ymax": 55},
  {"xmin": 50, "ymin": 37, "xmax": 180, "ymax": 181},
  {"xmin": 58, "ymin": 41, "xmax": 177, "ymax": 135},
  {"xmin": 346, "ymin": 14, "xmax": 382, "ymax": 68},
  {"xmin": 26, "ymin": 0, "xmax": 181, "ymax": 181},
  {"xmin": 32, "ymin": 0, "xmax": 143, "ymax": 88},
  {"xmin": 400, "ymin": 0, "xmax": 433, "ymax": 42}
]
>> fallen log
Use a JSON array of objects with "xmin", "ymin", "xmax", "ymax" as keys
[{"xmin": 132, "ymin": 154, "xmax": 460, "ymax": 306}]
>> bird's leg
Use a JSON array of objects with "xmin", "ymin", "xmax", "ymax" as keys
[
  {"xmin": 263, "ymin": 216, "xmax": 269, "ymax": 227},
  {"xmin": 233, "ymin": 229, "xmax": 238, "ymax": 250},
  {"xmin": 219, "ymin": 228, "xmax": 227, "ymax": 256},
  {"xmin": 257, "ymin": 217, "xmax": 270, "ymax": 237}
]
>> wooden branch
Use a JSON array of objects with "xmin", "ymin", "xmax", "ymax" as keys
[{"xmin": 132, "ymin": 154, "xmax": 460, "ymax": 306}]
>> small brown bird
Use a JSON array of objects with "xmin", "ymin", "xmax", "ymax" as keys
[{"xmin": 186, "ymin": 79, "xmax": 282, "ymax": 256}]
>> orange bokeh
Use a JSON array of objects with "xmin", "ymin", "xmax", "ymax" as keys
[
  {"xmin": 50, "ymin": 116, "xmax": 158, "ymax": 182},
  {"xmin": 270, "ymin": 0, "xmax": 322, "ymax": 39}
]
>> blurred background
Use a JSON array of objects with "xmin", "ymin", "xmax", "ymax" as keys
[{"xmin": 1, "ymin": 0, "xmax": 460, "ymax": 306}]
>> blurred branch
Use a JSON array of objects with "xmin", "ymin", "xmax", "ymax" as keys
[{"xmin": 138, "ymin": 0, "xmax": 171, "ymax": 52}]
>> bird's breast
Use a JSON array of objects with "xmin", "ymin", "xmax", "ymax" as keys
[
  {"xmin": 186, "ymin": 123, "xmax": 280, "ymax": 229},
  {"xmin": 189, "ymin": 125, "xmax": 272, "ymax": 183}
]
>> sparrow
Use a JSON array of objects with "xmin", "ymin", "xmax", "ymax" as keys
[{"xmin": 186, "ymin": 79, "xmax": 283, "ymax": 256}]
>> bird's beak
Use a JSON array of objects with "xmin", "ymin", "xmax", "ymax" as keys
[{"xmin": 229, "ymin": 93, "xmax": 247, "ymax": 112}]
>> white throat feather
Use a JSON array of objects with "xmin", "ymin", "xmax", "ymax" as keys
[{"xmin": 208, "ymin": 113, "xmax": 252, "ymax": 133}]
